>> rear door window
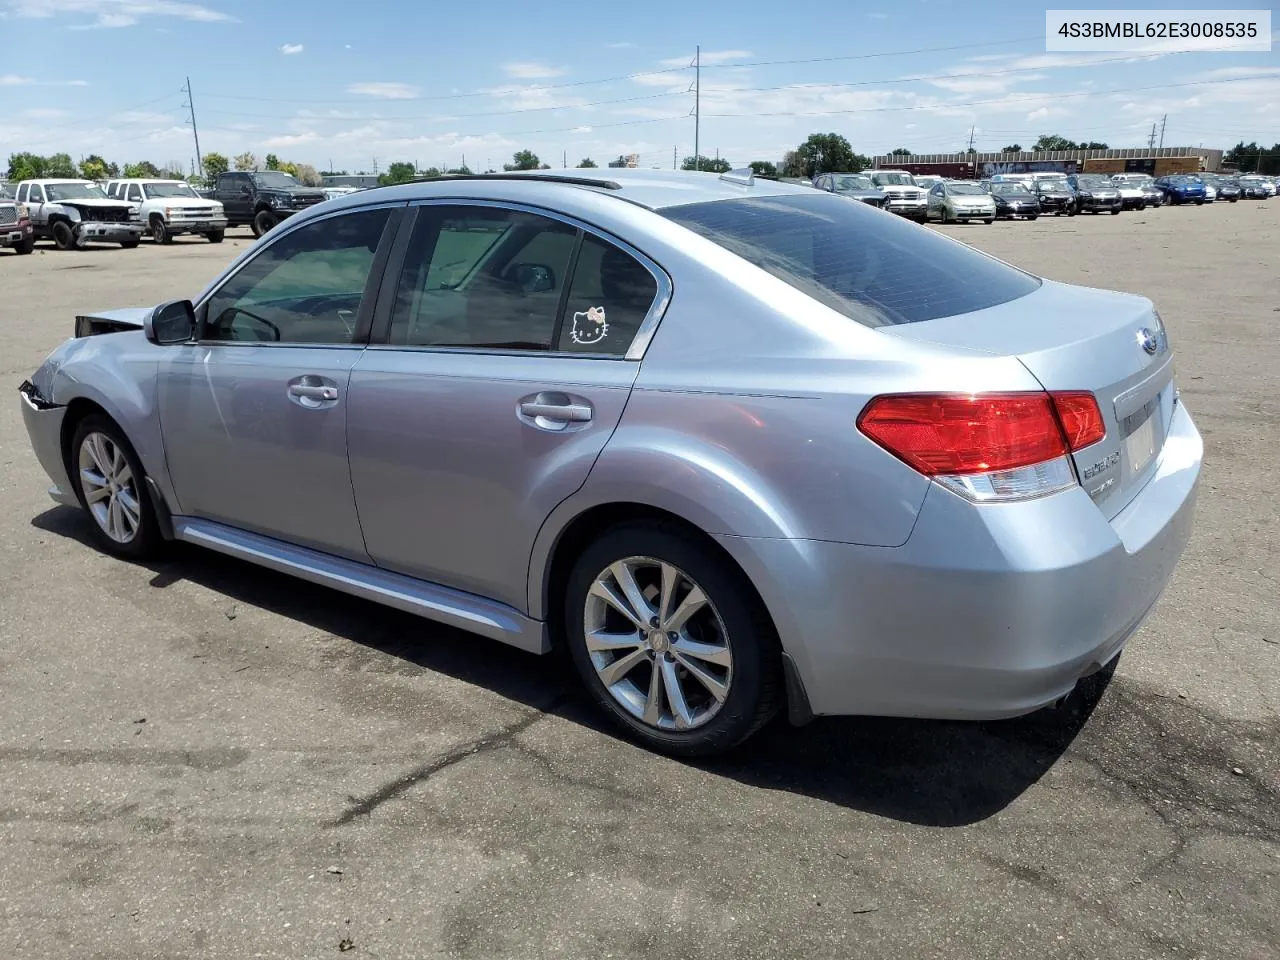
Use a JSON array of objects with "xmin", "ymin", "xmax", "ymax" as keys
[{"xmin": 663, "ymin": 193, "xmax": 1040, "ymax": 327}]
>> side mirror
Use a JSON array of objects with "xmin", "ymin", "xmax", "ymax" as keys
[
  {"xmin": 145, "ymin": 299, "xmax": 196, "ymax": 345},
  {"xmin": 514, "ymin": 263, "xmax": 555, "ymax": 294},
  {"xmin": 240, "ymin": 185, "xmax": 252, "ymax": 197}
]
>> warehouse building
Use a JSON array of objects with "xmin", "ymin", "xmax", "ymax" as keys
[{"xmin": 868, "ymin": 147, "xmax": 1223, "ymax": 179}]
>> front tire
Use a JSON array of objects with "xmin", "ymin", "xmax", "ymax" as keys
[
  {"xmin": 120, "ymin": 240, "xmax": 139, "ymax": 249},
  {"xmin": 207, "ymin": 229, "xmax": 225, "ymax": 243},
  {"xmin": 252, "ymin": 209, "xmax": 277, "ymax": 238},
  {"xmin": 1028, "ymin": 214, "xmax": 1038, "ymax": 221},
  {"xmin": 984, "ymin": 217, "xmax": 994, "ymax": 224},
  {"xmin": 14, "ymin": 237, "xmax": 34, "ymax": 254},
  {"xmin": 150, "ymin": 217, "xmax": 172, "ymax": 244},
  {"xmin": 564, "ymin": 523, "xmax": 782, "ymax": 757},
  {"xmin": 52, "ymin": 221, "xmax": 75, "ymax": 250},
  {"xmin": 1110, "ymin": 208, "xmax": 1121, "ymax": 215},
  {"xmin": 68, "ymin": 415, "xmax": 162, "ymax": 560}
]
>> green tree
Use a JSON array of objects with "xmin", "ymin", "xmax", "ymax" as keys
[
  {"xmin": 780, "ymin": 150, "xmax": 804, "ymax": 178},
  {"xmin": 1224, "ymin": 141, "xmax": 1280, "ymax": 175},
  {"xmin": 748, "ymin": 160, "xmax": 778, "ymax": 179},
  {"xmin": 417, "ymin": 166, "xmax": 442, "ymax": 178},
  {"xmin": 1001, "ymin": 144, "xmax": 1022, "ymax": 153},
  {"xmin": 794, "ymin": 133, "xmax": 860, "ymax": 177},
  {"xmin": 1032, "ymin": 135, "xmax": 1076, "ymax": 152},
  {"xmin": 1080, "ymin": 141, "xmax": 1109, "ymax": 149},
  {"xmin": 45, "ymin": 152, "xmax": 77, "ymax": 177},
  {"xmin": 123, "ymin": 160, "xmax": 161, "ymax": 178},
  {"xmin": 233, "ymin": 152, "xmax": 259, "ymax": 171},
  {"xmin": 292, "ymin": 162, "xmax": 322, "ymax": 186},
  {"xmin": 576, "ymin": 158, "xmax": 598, "ymax": 168},
  {"xmin": 681, "ymin": 155, "xmax": 731, "ymax": 173},
  {"xmin": 79, "ymin": 154, "xmax": 109, "ymax": 181},
  {"xmin": 378, "ymin": 161, "xmax": 417, "ymax": 186},
  {"xmin": 318, "ymin": 169, "xmax": 348, "ymax": 177},
  {"xmin": 889, "ymin": 147, "xmax": 911, "ymax": 156},
  {"xmin": 265, "ymin": 153, "xmax": 280, "ymax": 170},
  {"xmin": 7, "ymin": 152, "xmax": 45, "ymax": 181},
  {"xmin": 445, "ymin": 165, "xmax": 471, "ymax": 175},
  {"xmin": 503, "ymin": 149, "xmax": 542, "ymax": 171},
  {"xmin": 202, "ymin": 151, "xmax": 230, "ymax": 179}
]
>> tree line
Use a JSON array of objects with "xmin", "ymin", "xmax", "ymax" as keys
[{"xmin": 6, "ymin": 150, "xmax": 324, "ymax": 186}]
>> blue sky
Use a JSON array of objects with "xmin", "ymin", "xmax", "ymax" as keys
[{"xmin": 1, "ymin": 0, "xmax": 1276, "ymax": 174}]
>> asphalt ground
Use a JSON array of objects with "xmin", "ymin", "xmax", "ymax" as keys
[{"xmin": 1, "ymin": 201, "xmax": 1277, "ymax": 960}]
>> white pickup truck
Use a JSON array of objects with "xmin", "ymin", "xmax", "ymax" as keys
[
  {"xmin": 13, "ymin": 179, "xmax": 144, "ymax": 250},
  {"xmin": 105, "ymin": 178, "xmax": 227, "ymax": 243}
]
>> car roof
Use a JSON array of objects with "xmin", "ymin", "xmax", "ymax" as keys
[
  {"xmin": 327, "ymin": 168, "xmax": 816, "ymax": 212},
  {"xmin": 27, "ymin": 178, "xmax": 94, "ymax": 185},
  {"xmin": 112, "ymin": 178, "xmax": 186, "ymax": 184}
]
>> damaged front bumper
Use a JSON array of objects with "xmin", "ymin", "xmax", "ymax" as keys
[
  {"xmin": 18, "ymin": 380, "xmax": 77, "ymax": 507},
  {"xmin": 74, "ymin": 221, "xmax": 145, "ymax": 247}
]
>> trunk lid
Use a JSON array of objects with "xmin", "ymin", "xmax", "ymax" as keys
[{"xmin": 881, "ymin": 279, "xmax": 1175, "ymax": 519}]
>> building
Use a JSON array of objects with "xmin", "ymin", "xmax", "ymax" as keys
[
  {"xmin": 322, "ymin": 174, "xmax": 381, "ymax": 189},
  {"xmin": 868, "ymin": 147, "xmax": 1222, "ymax": 180}
]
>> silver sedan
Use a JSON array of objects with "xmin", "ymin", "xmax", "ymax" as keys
[{"xmin": 19, "ymin": 169, "xmax": 1202, "ymax": 756}]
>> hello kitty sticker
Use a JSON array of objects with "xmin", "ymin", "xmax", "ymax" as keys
[{"xmin": 570, "ymin": 305, "xmax": 609, "ymax": 345}]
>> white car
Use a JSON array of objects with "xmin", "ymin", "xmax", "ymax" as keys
[
  {"xmin": 1107, "ymin": 176, "xmax": 1149, "ymax": 210},
  {"xmin": 106, "ymin": 179, "xmax": 228, "ymax": 244},
  {"xmin": 13, "ymin": 179, "xmax": 144, "ymax": 250},
  {"xmin": 865, "ymin": 170, "xmax": 928, "ymax": 220},
  {"xmin": 1238, "ymin": 175, "xmax": 1277, "ymax": 197}
]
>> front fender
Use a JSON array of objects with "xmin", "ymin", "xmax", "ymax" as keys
[
  {"xmin": 44, "ymin": 333, "xmax": 175, "ymax": 509},
  {"xmin": 48, "ymin": 202, "xmax": 81, "ymax": 223}
]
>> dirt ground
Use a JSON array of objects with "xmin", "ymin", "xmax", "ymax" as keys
[{"xmin": 1, "ymin": 201, "xmax": 1276, "ymax": 960}]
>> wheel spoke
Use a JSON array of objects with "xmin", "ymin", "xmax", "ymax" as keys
[
  {"xmin": 116, "ymin": 489, "xmax": 141, "ymax": 532},
  {"xmin": 107, "ymin": 496, "xmax": 123, "ymax": 541},
  {"xmin": 609, "ymin": 560, "xmax": 655, "ymax": 625},
  {"xmin": 115, "ymin": 462, "xmax": 133, "ymax": 488},
  {"xmin": 657, "ymin": 562, "xmax": 679, "ymax": 624},
  {"xmin": 596, "ymin": 647, "xmax": 649, "ymax": 688},
  {"xmin": 84, "ymin": 435, "xmax": 110, "ymax": 477},
  {"xmin": 642, "ymin": 658, "xmax": 665, "ymax": 725},
  {"xmin": 589, "ymin": 579, "xmax": 649, "ymax": 632},
  {"xmin": 585, "ymin": 629, "xmax": 644, "ymax": 653},
  {"xmin": 80, "ymin": 468, "xmax": 109, "ymax": 495},
  {"xmin": 672, "ymin": 650, "xmax": 729, "ymax": 703},
  {"xmin": 670, "ymin": 636, "xmax": 732, "ymax": 669},
  {"xmin": 661, "ymin": 657, "xmax": 694, "ymax": 728},
  {"xmin": 109, "ymin": 441, "xmax": 124, "ymax": 480},
  {"xmin": 663, "ymin": 586, "xmax": 707, "ymax": 634}
]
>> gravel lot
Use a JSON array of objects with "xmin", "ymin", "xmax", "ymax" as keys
[{"xmin": 2, "ymin": 204, "xmax": 1277, "ymax": 960}]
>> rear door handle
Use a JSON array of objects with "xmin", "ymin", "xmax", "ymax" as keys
[
  {"xmin": 519, "ymin": 400, "xmax": 592, "ymax": 422},
  {"xmin": 289, "ymin": 384, "xmax": 338, "ymax": 401}
]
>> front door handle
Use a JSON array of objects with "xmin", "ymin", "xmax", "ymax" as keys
[
  {"xmin": 519, "ymin": 400, "xmax": 592, "ymax": 422},
  {"xmin": 289, "ymin": 384, "xmax": 338, "ymax": 401}
]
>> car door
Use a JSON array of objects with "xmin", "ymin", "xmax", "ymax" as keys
[
  {"xmin": 928, "ymin": 182, "xmax": 944, "ymax": 218},
  {"xmin": 24, "ymin": 184, "xmax": 47, "ymax": 229},
  {"xmin": 346, "ymin": 201, "xmax": 667, "ymax": 611},
  {"xmin": 157, "ymin": 204, "xmax": 401, "ymax": 560},
  {"xmin": 217, "ymin": 173, "xmax": 247, "ymax": 221}
]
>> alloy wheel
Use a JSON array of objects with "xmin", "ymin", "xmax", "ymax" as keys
[
  {"xmin": 584, "ymin": 556, "xmax": 733, "ymax": 732},
  {"xmin": 77, "ymin": 432, "xmax": 141, "ymax": 544}
]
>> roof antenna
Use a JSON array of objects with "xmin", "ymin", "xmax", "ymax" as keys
[{"xmin": 719, "ymin": 167, "xmax": 755, "ymax": 186}]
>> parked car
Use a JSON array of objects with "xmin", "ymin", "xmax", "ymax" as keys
[
  {"xmin": 323, "ymin": 186, "xmax": 364, "ymax": 201},
  {"xmin": 1033, "ymin": 179, "xmax": 1077, "ymax": 216},
  {"xmin": 1154, "ymin": 175, "xmax": 1207, "ymax": 205},
  {"xmin": 213, "ymin": 170, "xmax": 327, "ymax": 238},
  {"xmin": 0, "ymin": 182, "xmax": 13, "ymax": 200},
  {"xmin": 1108, "ymin": 179, "xmax": 1148, "ymax": 210},
  {"xmin": 12, "ymin": 179, "xmax": 144, "ymax": 249},
  {"xmin": 1066, "ymin": 174, "xmax": 1123, "ymax": 214},
  {"xmin": 812, "ymin": 172, "xmax": 887, "ymax": 208},
  {"xmin": 1237, "ymin": 177, "xmax": 1272, "ymax": 199},
  {"xmin": 106, "ymin": 178, "xmax": 229, "ymax": 244},
  {"xmin": 1201, "ymin": 176, "xmax": 1242, "ymax": 202},
  {"xmin": 17, "ymin": 170, "xmax": 1201, "ymax": 756},
  {"xmin": 1236, "ymin": 175, "xmax": 1276, "ymax": 198},
  {"xmin": 925, "ymin": 179, "xmax": 996, "ymax": 223},
  {"xmin": 987, "ymin": 181, "xmax": 1040, "ymax": 220},
  {"xmin": 0, "ymin": 195, "xmax": 35, "ymax": 254},
  {"xmin": 1113, "ymin": 174, "xmax": 1166, "ymax": 208},
  {"xmin": 865, "ymin": 170, "xmax": 928, "ymax": 220},
  {"xmin": 913, "ymin": 175, "xmax": 943, "ymax": 192}
]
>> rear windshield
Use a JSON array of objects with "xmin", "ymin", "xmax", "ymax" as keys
[{"xmin": 663, "ymin": 194, "xmax": 1040, "ymax": 327}]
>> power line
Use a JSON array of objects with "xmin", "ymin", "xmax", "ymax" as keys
[{"xmin": 182, "ymin": 76, "xmax": 203, "ymax": 179}]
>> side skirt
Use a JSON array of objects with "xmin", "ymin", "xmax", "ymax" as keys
[{"xmin": 172, "ymin": 517, "xmax": 550, "ymax": 654}]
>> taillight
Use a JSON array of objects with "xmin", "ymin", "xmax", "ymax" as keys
[{"xmin": 857, "ymin": 391, "xmax": 1105, "ymax": 503}]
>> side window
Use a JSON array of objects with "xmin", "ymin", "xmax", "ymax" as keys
[
  {"xmin": 557, "ymin": 234, "xmax": 658, "ymax": 355},
  {"xmin": 931, "ymin": 183, "xmax": 944, "ymax": 197},
  {"xmin": 389, "ymin": 205, "xmax": 577, "ymax": 350},
  {"xmin": 127, "ymin": 184, "xmax": 143, "ymax": 202},
  {"xmin": 204, "ymin": 208, "xmax": 390, "ymax": 344},
  {"xmin": 15, "ymin": 184, "xmax": 27, "ymax": 203},
  {"xmin": 29, "ymin": 185, "xmax": 45, "ymax": 203}
]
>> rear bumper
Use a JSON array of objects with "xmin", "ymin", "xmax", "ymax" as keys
[
  {"xmin": 717, "ymin": 401, "xmax": 1202, "ymax": 720},
  {"xmin": 18, "ymin": 381, "xmax": 77, "ymax": 507}
]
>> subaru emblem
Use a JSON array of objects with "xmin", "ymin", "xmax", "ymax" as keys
[{"xmin": 1137, "ymin": 328, "xmax": 1159, "ymax": 355}]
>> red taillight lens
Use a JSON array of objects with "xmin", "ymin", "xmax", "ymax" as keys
[
  {"xmin": 1050, "ymin": 391, "xmax": 1105, "ymax": 449},
  {"xmin": 857, "ymin": 393, "xmax": 1069, "ymax": 476}
]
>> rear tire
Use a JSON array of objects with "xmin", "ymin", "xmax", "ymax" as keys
[
  {"xmin": 52, "ymin": 220, "xmax": 75, "ymax": 250},
  {"xmin": 1110, "ymin": 208, "xmax": 1121, "ymax": 215},
  {"xmin": 14, "ymin": 237, "xmax": 34, "ymax": 254},
  {"xmin": 984, "ymin": 217, "xmax": 994, "ymax": 224},
  {"xmin": 207, "ymin": 229, "xmax": 225, "ymax": 243},
  {"xmin": 68, "ymin": 414, "xmax": 163, "ymax": 561},
  {"xmin": 1027, "ymin": 214, "xmax": 1038, "ymax": 221},
  {"xmin": 564, "ymin": 523, "xmax": 782, "ymax": 757},
  {"xmin": 120, "ymin": 241, "xmax": 140, "ymax": 249}
]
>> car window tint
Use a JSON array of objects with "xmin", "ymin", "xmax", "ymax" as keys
[
  {"xmin": 127, "ymin": 185, "xmax": 143, "ymax": 201},
  {"xmin": 204, "ymin": 208, "xmax": 389, "ymax": 344},
  {"xmin": 389, "ymin": 206, "xmax": 577, "ymax": 350},
  {"xmin": 664, "ymin": 194, "xmax": 1040, "ymax": 327},
  {"xmin": 16, "ymin": 185, "xmax": 26, "ymax": 202},
  {"xmin": 557, "ymin": 234, "xmax": 658, "ymax": 355}
]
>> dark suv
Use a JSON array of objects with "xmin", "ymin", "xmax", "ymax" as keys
[{"xmin": 214, "ymin": 170, "xmax": 327, "ymax": 238}]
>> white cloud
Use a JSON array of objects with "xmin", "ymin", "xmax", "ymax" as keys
[
  {"xmin": 280, "ymin": 43, "xmax": 303, "ymax": 55},
  {"xmin": 0, "ymin": 73, "xmax": 88, "ymax": 86},
  {"xmin": 658, "ymin": 49, "xmax": 751, "ymax": 68},
  {"xmin": 2, "ymin": 0, "xmax": 237, "ymax": 28},
  {"xmin": 571, "ymin": 125, "xmax": 592, "ymax": 133},
  {"xmin": 606, "ymin": 41, "xmax": 635, "ymax": 49},
  {"xmin": 22, "ymin": 107, "xmax": 69, "ymax": 118},
  {"xmin": 346, "ymin": 81, "xmax": 421, "ymax": 99},
  {"xmin": 502, "ymin": 61, "xmax": 567, "ymax": 79}
]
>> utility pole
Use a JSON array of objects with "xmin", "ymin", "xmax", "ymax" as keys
[
  {"xmin": 693, "ymin": 45, "xmax": 701, "ymax": 171},
  {"xmin": 673, "ymin": 145, "xmax": 677, "ymax": 170},
  {"xmin": 1158, "ymin": 114, "xmax": 1167, "ymax": 149},
  {"xmin": 1147, "ymin": 122, "xmax": 1157, "ymax": 149},
  {"xmin": 181, "ymin": 76, "xmax": 203, "ymax": 180},
  {"xmin": 563, "ymin": 148, "xmax": 567, "ymax": 168},
  {"xmin": 966, "ymin": 125, "xmax": 976, "ymax": 152}
]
